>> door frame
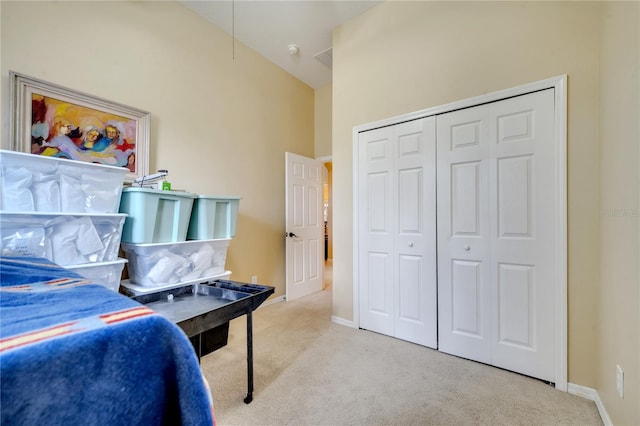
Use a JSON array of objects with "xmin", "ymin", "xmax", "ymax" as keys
[
  {"xmin": 352, "ymin": 75, "xmax": 567, "ymax": 391},
  {"xmin": 317, "ymin": 155, "xmax": 333, "ymax": 264}
]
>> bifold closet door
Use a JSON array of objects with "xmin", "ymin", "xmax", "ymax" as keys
[
  {"xmin": 437, "ymin": 89, "xmax": 556, "ymax": 382},
  {"xmin": 358, "ymin": 117, "xmax": 437, "ymax": 349}
]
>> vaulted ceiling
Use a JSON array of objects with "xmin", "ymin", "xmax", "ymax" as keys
[{"xmin": 179, "ymin": 1, "xmax": 382, "ymax": 89}]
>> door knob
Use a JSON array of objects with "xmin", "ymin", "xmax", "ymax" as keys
[
  {"xmin": 408, "ymin": 242, "xmax": 414, "ymax": 247},
  {"xmin": 464, "ymin": 244, "xmax": 471, "ymax": 251},
  {"xmin": 286, "ymin": 232, "xmax": 299, "ymax": 238}
]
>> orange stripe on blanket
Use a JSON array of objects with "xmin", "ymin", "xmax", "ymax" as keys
[
  {"xmin": 46, "ymin": 278, "xmax": 70, "ymax": 285},
  {"xmin": 43, "ymin": 278, "xmax": 91, "ymax": 287},
  {"xmin": 100, "ymin": 307, "xmax": 155, "ymax": 324},
  {"xmin": 0, "ymin": 322, "xmax": 78, "ymax": 353},
  {"xmin": 0, "ymin": 278, "xmax": 91, "ymax": 292},
  {"xmin": 0, "ymin": 308, "xmax": 155, "ymax": 354},
  {"xmin": 2, "ymin": 285, "xmax": 31, "ymax": 291}
]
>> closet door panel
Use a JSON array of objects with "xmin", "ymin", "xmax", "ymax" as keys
[
  {"xmin": 490, "ymin": 89, "xmax": 556, "ymax": 382},
  {"xmin": 358, "ymin": 127, "xmax": 394, "ymax": 335},
  {"xmin": 438, "ymin": 89, "xmax": 556, "ymax": 382},
  {"xmin": 394, "ymin": 117, "xmax": 437, "ymax": 348},
  {"xmin": 437, "ymin": 107, "xmax": 492, "ymax": 364},
  {"xmin": 358, "ymin": 117, "xmax": 437, "ymax": 349}
]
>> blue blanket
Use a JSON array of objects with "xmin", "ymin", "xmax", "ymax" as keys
[{"xmin": 0, "ymin": 256, "xmax": 215, "ymax": 425}]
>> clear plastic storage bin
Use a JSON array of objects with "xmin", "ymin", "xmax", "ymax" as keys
[
  {"xmin": 0, "ymin": 149, "xmax": 128, "ymax": 213},
  {"xmin": 0, "ymin": 212, "xmax": 126, "ymax": 266},
  {"xmin": 187, "ymin": 195, "xmax": 240, "ymax": 240},
  {"xmin": 66, "ymin": 258, "xmax": 128, "ymax": 292},
  {"xmin": 119, "ymin": 188, "xmax": 196, "ymax": 244},
  {"xmin": 121, "ymin": 238, "xmax": 230, "ymax": 287}
]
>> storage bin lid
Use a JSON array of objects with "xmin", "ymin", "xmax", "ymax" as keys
[
  {"xmin": 0, "ymin": 211, "xmax": 127, "ymax": 219},
  {"xmin": 195, "ymin": 195, "xmax": 241, "ymax": 200},
  {"xmin": 121, "ymin": 237, "xmax": 231, "ymax": 249},
  {"xmin": 65, "ymin": 258, "xmax": 128, "ymax": 270},
  {"xmin": 122, "ymin": 187, "xmax": 197, "ymax": 198},
  {"xmin": 0, "ymin": 149, "xmax": 129, "ymax": 174}
]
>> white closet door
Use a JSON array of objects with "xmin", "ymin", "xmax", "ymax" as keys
[
  {"xmin": 436, "ymin": 105, "xmax": 492, "ymax": 364},
  {"xmin": 489, "ymin": 90, "xmax": 556, "ymax": 381},
  {"xmin": 437, "ymin": 89, "xmax": 556, "ymax": 382},
  {"xmin": 394, "ymin": 118, "xmax": 437, "ymax": 348},
  {"xmin": 358, "ymin": 126, "xmax": 395, "ymax": 337},
  {"xmin": 358, "ymin": 117, "xmax": 437, "ymax": 348}
]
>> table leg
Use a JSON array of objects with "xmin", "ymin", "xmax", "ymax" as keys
[
  {"xmin": 189, "ymin": 334, "xmax": 202, "ymax": 363},
  {"xmin": 244, "ymin": 309, "xmax": 253, "ymax": 404}
]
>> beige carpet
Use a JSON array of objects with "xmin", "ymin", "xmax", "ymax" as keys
[{"xmin": 200, "ymin": 288, "xmax": 602, "ymax": 426}]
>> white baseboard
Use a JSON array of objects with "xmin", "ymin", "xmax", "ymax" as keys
[
  {"xmin": 568, "ymin": 383, "xmax": 612, "ymax": 426},
  {"xmin": 261, "ymin": 295, "xmax": 285, "ymax": 308},
  {"xmin": 331, "ymin": 315, "xmax": 356, "ymax": 328}
]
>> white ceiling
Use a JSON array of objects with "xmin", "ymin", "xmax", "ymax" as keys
[{"xmin": 179, "ymin": 0, "xmax": 382, "ymax": 89}]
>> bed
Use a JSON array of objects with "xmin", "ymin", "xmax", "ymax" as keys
[{"xmin": 0, "ymin": 256, "xmax": 215, "ymax": 425}]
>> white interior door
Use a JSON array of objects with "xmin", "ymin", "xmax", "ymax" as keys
[
  {"xmin": 358, "ymin": 117, "xmax": 437, "ymax": 348},
  {"xmin": 437, "ymin": 89, "xmax": 556, "ymax": 382},
  {"xmin": 285, "ymin": 152, "xmax": 323, "ymax": 302}
]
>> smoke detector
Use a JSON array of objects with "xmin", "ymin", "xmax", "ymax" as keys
[{"xmin": 288, "ymin": 44, "xmax": 299, "ymax": 56}]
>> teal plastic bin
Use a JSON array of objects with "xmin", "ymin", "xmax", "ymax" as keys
[
  {"xmin": 187, "ymin": 195, "xmax": 240, "ymax": 240},
  {"xmin": 119, "ymin": 188, "xmax": 197, "ymax": 243}
]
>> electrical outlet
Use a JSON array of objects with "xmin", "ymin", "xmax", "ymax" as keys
[
  {"xmin": 251, "ymin": 275, "xmax": 258, "ymax": 284},
  {"xmin": 616, "ymin": 364, "xmax": 624, "ymax": 398}
]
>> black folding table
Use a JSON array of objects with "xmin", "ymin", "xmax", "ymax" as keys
[{"xmin": 132, "ymin": 279, "xmax": 274, "ymax": 404}]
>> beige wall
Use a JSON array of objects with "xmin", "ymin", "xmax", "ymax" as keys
[
  {"xmin": 333, "ymin": 0, "xmax": 607, "ymax": 393},
  {"xmin": 597, "ymin": 2, "xmax": 639, "ymax": 424},
  {"xmin": 314, "ymin": 83, "xmax": 332, "ymax": 158},
  {"xmin": 0, "ymin": 0, "xmax": 315, "ymax": 298}
]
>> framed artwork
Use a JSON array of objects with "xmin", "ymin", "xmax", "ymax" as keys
[{"xmin": 9, "ymin": 71, "xmax": 150, "ymax": 183}]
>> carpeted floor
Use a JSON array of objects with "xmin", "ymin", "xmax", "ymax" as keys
[{"xmin": 200, "ymin": 279, "xmax": 602, "ymax": 426}]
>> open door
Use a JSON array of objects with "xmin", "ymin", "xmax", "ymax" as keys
[{"xmin": 285, "ymin": 152, "xmax": 323, "ymax": 301}]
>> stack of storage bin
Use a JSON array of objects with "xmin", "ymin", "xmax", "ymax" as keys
[
  {"xmin": 118, "ymin": 188, "xmax": 240, "ymax": 295},
  {"xmin": 0, "ymin": 150, "xmax": 129, "ymax": 291}
]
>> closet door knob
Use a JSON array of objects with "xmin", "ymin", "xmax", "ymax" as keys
[
  {"xmin": 464, "ymin": 244, "xmax": 471, "ymax": 251},
  {"xmin": 408, "ymin": 242, "xmax": 414, "ymax": 247}
]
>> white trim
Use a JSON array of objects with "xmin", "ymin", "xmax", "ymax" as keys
[
  {"xmin": 353, "ymin": 75, "xmax": 568, "ymax": 134},
  {"xmin": 568, "ymin": 383, "xmax": 612, "ymax": 426},
  {"xmin": 261, "ymin": 295, "xmax": 285, "ymax": 307},
  {"xmin": 568, "ymin": 382, "xmax": 597, "ymax": 400},
  {"xmin": 352, "ymin": 75, "xmax": 568, "ymax": 390},
  {"xmin": 316, "ymin": 155, "xmax": 332, "ymax": 163},
  {"xmin": 331, "ymin": 315, "xmax": 357, "ymax": 328},
  {"xmin": 352, "ymin": 125, "xmax": 361, "ymax": 331},
  {"xmin": 594, "ymin": 393, "xmax": 613, "ymax": 426},
  {"xmin": 554, "ymin": 76, "xmax": 569, "ymax": 393}
]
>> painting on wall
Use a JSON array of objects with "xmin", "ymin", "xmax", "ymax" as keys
[{"xmin": 9, "ymin": 71, "xmax": 150, "ymax": 183}]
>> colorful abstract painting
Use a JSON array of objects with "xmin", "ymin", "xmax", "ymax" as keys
[{"xmin": 31, "ymin": 94, "xmax": 138, "ymax": 172}]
